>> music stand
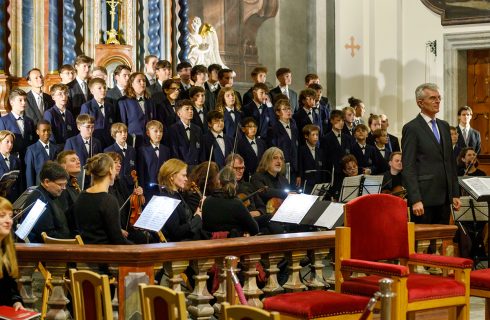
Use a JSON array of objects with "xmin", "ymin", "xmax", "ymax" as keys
[
  {"xmin": 339, "ymin": 175, "xmax": 383, "ymax": 203},
  {"xmin": 310, "ymin": 183, "xmax": 330, "ymax": 200},
  {"xmin": 0, "ymin": 170, "xmax": 19, "ymax": 198}
]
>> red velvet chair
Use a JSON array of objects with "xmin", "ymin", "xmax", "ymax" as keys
[
  {"xmin": 335, "ymin": 194, "xmax": 473, "ymax": 320},
  {"xmin": 469, "ymin": 269, "xmax": 490, "ymax": 319}
]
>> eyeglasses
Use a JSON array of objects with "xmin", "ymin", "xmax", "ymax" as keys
[
  {"xmin": 233, "ymin": 166, "xmax": 245, "ymax": 171},
  {"xmin": 52, "ymin": 180, "xmax": 67, "ymax": 189},
  {"xmin": 169, "ymin": 87, "xmax": 181, "ymax": 92}
]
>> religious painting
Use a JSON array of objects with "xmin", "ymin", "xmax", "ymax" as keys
[{"xmin": 421, "ymin": 0, "xmax": 490, "ymax": 25}]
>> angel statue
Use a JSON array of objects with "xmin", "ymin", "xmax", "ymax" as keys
[{"xmin": 188, "ymin": 16, "xmax": 228, "ymax": 68}]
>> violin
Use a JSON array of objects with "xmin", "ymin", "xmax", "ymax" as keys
[
  {"xmin": 266, "ymin": 198, "xmax": 284, "ymax": 215},
  {"xmin": 129, "ymin": 170, "xmax": 146, "ymax": 226},
  {"xmin": 237, "ymin": 186, "xmax": 268, "ymax": 208},
  {"xmin": 381, "ymin": 185, "xmax": 407, "ymax": 199}
]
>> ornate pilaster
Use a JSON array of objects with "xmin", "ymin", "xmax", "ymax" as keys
[
  {"xmin": 177, "ymin": 0, "xmax": 189, "ymax": 62},
  {"xmin": 148, "ymin": 0, "xmax": 161, "ymax": 57},
  {"xmin": 48, "ymin": 0, "xmax": 59, "ymax": 73},
  {"xmin": 62, "ymin": 0, "xmax": 76, "ymax": 65}
]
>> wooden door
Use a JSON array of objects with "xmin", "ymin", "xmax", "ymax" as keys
[{"xmin": 467, "ymin": 49, "xmax": 490, "ymax": 158}]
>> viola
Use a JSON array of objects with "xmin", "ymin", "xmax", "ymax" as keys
[{"xmin": 129, "ymin": 170, "xmax": 146, "ymax": 226}]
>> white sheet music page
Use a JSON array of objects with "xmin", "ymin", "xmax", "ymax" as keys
[
  {"xmin": 271, "ymin": 194, "xmax": 319, "ymax": 224},
  {"xmin": 464, "ymin": 177, "xmax": 490, "ymax": 198},
  {"xmin": 133, "ymin": 196, "xmax": 181, "ymax": 232},
  {"xmin": 15, "ymin": 199, "xmax": 47, "ymax": 240},
  {"xmin": 363, "ymin": 175, "xmax": 384, "ymax": 195},
  {"xmin": 314, "ymin": 202, "xmax": 345, "ymax": 229}
]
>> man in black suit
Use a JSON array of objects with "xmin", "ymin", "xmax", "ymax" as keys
[
  {"xmin": 25, "ymin": 68, "xmax": 54, "ymax": 124},
  {"xmin": 456, "ymin": 105, "xmax": 481, "ymax": 154},
  {"xmin": 380, "ymin": 114, "xmax": 401, "ymax": 152},
  {"xmin": 106, "ymin": 64, "xmax": 131, "ymax": 108},
  {"xmin": 402, "ymin": 83, "xmax": 460, "ymax": 225},
  {"xmin": 67, "ymin": 54, "xmax": 94, "ymax": 118},
  {"xmin": 269, "ymin": 67, "xmax": 299, "ymax": 113}
]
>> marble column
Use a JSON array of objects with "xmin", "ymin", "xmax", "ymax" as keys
[
  {"xmin": 148, "ymin": 0, "xmax": 161, "ymax": 57},
  {"xmin": 177, "ymin": 0, "xmax": 189, "ymax": 62},
  {"xmin": 62, "ymin": 0, "xmax": 76, "ymax": 65},
  {"xmin": 48, "ymin": 0, "xmax": 59, "ymax": 73},
  {"xmin": 22, "ymin": 0, "xmax": 34, "ymax": 74}
]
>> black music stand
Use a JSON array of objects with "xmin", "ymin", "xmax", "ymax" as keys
[
  {"xmin": 339, "ymin": 175, "xmax": 383, "ymax": 203},
  {"xmin": 459, "ymin": 177, "xmax": 490, "ymax": 265},
  {"xmin": 310, "ymin": 183, "xmax": 331, "ymax": 201}
]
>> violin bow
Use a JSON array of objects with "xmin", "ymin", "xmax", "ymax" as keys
[{"xmin": 202, "ymin": 144, "xmax": 214, "ymax": 199}]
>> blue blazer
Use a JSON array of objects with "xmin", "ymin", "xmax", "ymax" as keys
[
  {"xmin": 166, "ymin": 121, "xmax": 203, "ymax": 166},
  {"xmin": 298, "ymin": 144, "xmax": 327, "ymax": 190},
  {"xmin": 151, "ymin": 93, "xmax": 177, "ymax": 131},
  {"xmin": 44, "ymin": 107, "xmax": 77, "ymax": 146},
  {"xmin": 0, "ymin": 154, "xmax": 21, "ymax": 202},
  {"xmin": 191, "ymin": 106, "xmax": 208, "ymax": 134},
  {"xmin": 351, "ymin": 143, "xmax": 382, "ymax": 175},
  {"xmin": 223, "ymin": 108, "xmax": 242, "ymax": 139},
  {"xmin": 237, "ymin": 137, "xmax": 266, "ymax": 181},
  {"xmin": 202, "ymin": 132, "xmax": 233, "ymax": 168},
  {"xmin": 137, "ymin": 144, "xmax": 171, "ymax": 199},
  {"xmin": 25, "ymin": 141, "xmax": 59, "ymax": 187},
  {"xmin": 320, "ymin": 130, "xmax": 355, "ymax": 185},
  {"xmin": 67, "ymin": 79, "xmax": 92, "ymax": 118},
  {"xmin": 0, "ymin": 113, "xmax": 36, "ymax": 158},
  {"xmin": 267, "ymin": 120, "xmax": 299, "ymax": 173},
  {"xmin": 64, "ymin": 134, "xmax": 102, "ymax": 166},
  {"xmin": 270, "ymin": 86, "xmax": 299, "ymax": 113},
  {"xmin": 104, "ymin": 143, "xmax": 136, "ymax": 189},
  {"xmin": 293, "ymin": 108, "xmax": 320, "ymax": 144},
  {"xmin": 118, "ymin": 97, "xmax": 156, "ymax": 147},
  {"xmin": 241, "ymin": 102, "xmax": 275, "ymax": 139},
  {"xmin": 80, "ymin": 98, "xmax": 116, "ymax": 149}
]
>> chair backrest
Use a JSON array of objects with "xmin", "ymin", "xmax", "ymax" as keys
[
  {"xmin": 344, "ymin": 194, "xmax": 409, "ymax": 261},
  {"xmin": 221, "ymin": 302, "xmax": 280, "ymax": 320},
  {"xmin": 139, "ymin": 284, "xmax": 187, "ymax": 320},
  {"xmin": 41, "ymin": 232, "xmax": 84, "ymax": 245},
  {"xmin": 69, "ymin": 269, "xmax": 113, "ymax": 320}
]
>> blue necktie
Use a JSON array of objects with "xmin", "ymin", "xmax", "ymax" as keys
[{"xmin": 430, "ymin": 119, "xmax": 440, "ymax": 143}]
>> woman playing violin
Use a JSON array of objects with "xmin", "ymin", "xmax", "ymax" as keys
[
  {"xmin": 185, "ymin": 161, "xmax": 220, "ymax": 214},
  {"xmin": 202, "ymin": 166, "xmax": 259, "ymax": 237},
  {"xmin": 73, "ymin": 153, "xmax": 132, "ymax": 244},
  {"xmin": 457, "ymin": 147, "xmax": 486, "ymax": 177},
  {"xmin": 159, "ymin": 159, "xmax": 206, "ymax": 241}
]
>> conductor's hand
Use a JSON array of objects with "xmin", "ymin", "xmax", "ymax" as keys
[
  {"xmin": 133, "ymin": 187, "xmax": 143, "ymax": 196},
  {"xmin": 453, "ymin": 197, "xmax": 461, "ymax": 211},
  {"xmin": 412, "ymin": 201, "xmax": 424, "ymax": 216}
]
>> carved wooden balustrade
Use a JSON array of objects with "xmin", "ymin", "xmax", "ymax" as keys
[{"xmin": 15, "ymin": 225, "xmax": 457, "ymax": 320}]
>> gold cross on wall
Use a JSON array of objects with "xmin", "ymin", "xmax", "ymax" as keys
[{"xmin": 345, "ymin": 36, "xmax": 361, "ymax": 57}]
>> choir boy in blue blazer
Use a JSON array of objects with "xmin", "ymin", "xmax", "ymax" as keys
[
  {"xmin": 189, "ymin": 86, "xmax": 208, "ymax": 133},
  {"xmin": 0, "ymin": 130, "xmax": 22, "ymax": 202},
  {"xmin": 267, "ymin": 99, "xmax": 299, "ymax": 188},
  {"xmin": 67, "ymin": 54, "xmax": 94, "ymax": 118},
  {"xmin": 0, "ymin": 88, "xmax": 36, "ymax": 161},
  {"xmin": 293, "ymin": 88, "xmax": 320, "ymax": 145},
  {"xmin": 167, "ymin": 100, "xmax": 203, "ymax": 168},
  {"xmin": 242, "ymin": 83, "xmax": 275, "ymax": 140},
  {"xmin": 237, "ymin": 117, "xmax": 266, "ymax": 181},
  {"xmin": 80, "ymin": 78, "xmax": 116, "ymax": 149},
  {"xmin": 64, "ymin": 114, "xmax": 102, "ymax": 167},
  {"xmin": 25, "ymin": 120, "xmax": 60, "ymax": 187},
  {"xmin": 298, "ymin": 124, "xmax": 326, "ymax": 194},
  {"xmin": 138, "ymin": 120, "xmax": 170, "ymax": 200},
  {"xmin": 202, "ymin": 110, "xmax": 233, "ymax": 168},
  {"xmin": 104, "ymin": 123, "xmax": 136, "ymax": 190},
  {"xmin": 44, "ymin": 84, "xmax": 77, "ymax": 148},
  {"xmin": 308, "ymin": 83, "xmax": 332, "ymax": 135},
  {"xmin": 118, "ymin": 72, "xmax": 157, "ymax": 148},
  {"xmin": 372, "ymin": 128, "xmax": 391, "ymax": 174},
  {"xmin": 215, "ymin": 87, "xmax": 242, "ymax": 140},
  {"xmin": 351, "ymin": 124, "xmax": 382, "ymax": 175}
]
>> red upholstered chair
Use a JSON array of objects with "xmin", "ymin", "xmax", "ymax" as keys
[
  {"xmin": 69, "ymin": 268, "xmax": 113, "ymax": 320},
  {"xmin": 335, "ymin": 194, "xmax": 473, "ymax": 320},
  {"xmin": 469, "ymin": 269, "xmax": 490, "ymax": 319},
  {"xmin": 139, "ymin": 283, "xmax": 187, "ymax": 320}
]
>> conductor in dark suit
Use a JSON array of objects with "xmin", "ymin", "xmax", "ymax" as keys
[{"xmin": 402, "ymin": 83, "xmax": 460, "ymax": 224}]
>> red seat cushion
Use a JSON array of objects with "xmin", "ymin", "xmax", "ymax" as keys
[
  {"xmin": 471, "ymin": 269, "xmax": 490, "ymax": 290},
  {"xmin": 341, "ymin": 274, "xmax": 466, "ymax": 302},
  {"xmin": 263, "ymin": 290, "xmax": 369, "ymax": 318}
]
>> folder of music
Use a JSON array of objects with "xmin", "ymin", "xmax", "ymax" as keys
[{"xmin": 271, "ymin": 194, "xmax": 344, "ymax": 229}]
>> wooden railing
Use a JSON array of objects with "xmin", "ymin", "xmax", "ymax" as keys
[{"xmin": 15, "ymin": 224, "xmax": 457, "ymax": 320}]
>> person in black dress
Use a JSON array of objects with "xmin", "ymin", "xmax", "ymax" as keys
[
  {"xmin": 0, "ymin": 197, "xmax": 24, "ymax": 310},
  {"xmin": 185, "ymin": 161, "xmax": 220, "ymax": 214},
  {"xmin": 158, "ymin": 158, "xmax": 205, "ymax": 241},
  {"xmin": 202, "ymin": 166, "xmax": 259, "ymax": 237},
  {"xmin": 72, "ymin": 153, "xmax": 131, "ymax": 244},
  {"xmin": 457, "ymin": 147, "xmax": 486, "ymax": 176}
]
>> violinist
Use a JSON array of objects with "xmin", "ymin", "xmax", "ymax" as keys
[
  {"xmin": 185, "ymin": 161, "xmax": 220, "ymax": 214},
  {"xmin": 158, "ymin": 159, "xmax": 206, "ymax": 241},
  {"xmin": 381, "ymin": 152, "xmax": 404, "ymax": 193},
  {"xmin": 228, "ymin": 154, "xmax": 284, "ymax": 234},
  {"xmin": 202, "ymin": 166, "xmax": 259, "ymax": 237},
  {"xmin": 457, "ymin": 147, "xmax": 486, "ymax": 176},
  {"xmin": 72, "ymin": 153, "xmax": 131, "ymax": 244},
  {"xmin": 106, "ymin": 152, "xmax": 151, "ymax": 243},
  {"xmin": 250, "ymin": 147, "xmax": 289, "ymax": 205}
]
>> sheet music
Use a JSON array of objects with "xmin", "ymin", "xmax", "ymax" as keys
[
  {"xmin": 271, "ymin": 194, "xmax": 319, "ymax": 224},
  {"xmin": 133, "ymin": 196, "xmax": 181, "ymax": 232},
  {"xmin": 463, "ymin": 177, "xmax": 490, "ymax": 198},
  {"xmin": 15, "ymin": 199, "xmax": 47, "ymax": 240},
  {"xmin": 314, "ymin": 202, "xmax": 344, "ymax": 229},
  {"xmin": 363, "ymin": 175, "xmax": 384, "ymax": 195},
  {"xmin": 339, "ymin": 175, "xmax": 362, "ymax": 202}
]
